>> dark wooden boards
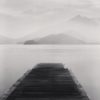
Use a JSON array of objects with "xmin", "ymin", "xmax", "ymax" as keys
[{"xmin": 4, "ymin": 63, "xmax": 90, "ymax": 100}]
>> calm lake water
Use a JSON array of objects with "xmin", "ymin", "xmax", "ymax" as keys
[{"xmin": 0, "ymin": 45, "xmax": 100, "ymax": 100}]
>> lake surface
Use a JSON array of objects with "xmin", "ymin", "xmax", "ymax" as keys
[{"xmin": 0, "ymin": 45, "xmax": 100, "ymax": 100}]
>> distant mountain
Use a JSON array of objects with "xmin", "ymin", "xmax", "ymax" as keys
[
  {"xmin": 69, "ymin": 15, "xmax": 98, "ymax": 25},
  {"xmin": 24, "ymin": 40, "xmax": 38, "ymax": 44},
  {"xmin": 0, "ymin": 35, "xmax": 15, "ymax": 44},
  {"xmin": 24, "ymin": 33, "xmax": 85, "ymax": 45}
]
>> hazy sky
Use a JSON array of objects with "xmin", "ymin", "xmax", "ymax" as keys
[{"xmin": 0, "ymin": 0, "xmax": 100, "ymax": 42}]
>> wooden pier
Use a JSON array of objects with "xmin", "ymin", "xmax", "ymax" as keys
[{"xmin": 2, "ymin": 63, "xmax": 90, "ymax": 100}]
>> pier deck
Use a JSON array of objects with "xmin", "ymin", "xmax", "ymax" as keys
[{"xmin": 3, "ymin": 63, "xmax": 89, "ymax": 100}]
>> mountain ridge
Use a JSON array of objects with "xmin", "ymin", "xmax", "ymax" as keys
[
  {"xmin": 24, "ymin": 33, "xmax": 86, "ymax": 45},
  {"xmin": 0, "ymin": 35, "xmax": 15, "ymax": 44},
  {"xmin": 69, "ymin": 15, "xmax": 99, "ymax": 25}
]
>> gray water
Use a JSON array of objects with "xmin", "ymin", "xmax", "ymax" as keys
[{"xmin": 0, "ymin": 45, "xmax": 100, "ymax": 100}]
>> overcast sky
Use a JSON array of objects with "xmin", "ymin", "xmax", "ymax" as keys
[{"xmin": 0, "ymin": 0, "xmax": 100, "ymax": 42}]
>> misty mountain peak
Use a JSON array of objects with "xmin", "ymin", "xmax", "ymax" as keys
[
  {"xmin": 24, "ymin": 33, "xmax": 85, "ymax": 44},
  {"xmin": 70, "ymin": 15, "xmax": 98, "ymax": 25}
]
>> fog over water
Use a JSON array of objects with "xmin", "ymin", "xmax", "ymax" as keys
[{"xmin": 0, "ymin": 45, "xmax": 100, "ymax": 100}]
